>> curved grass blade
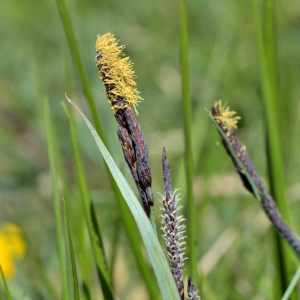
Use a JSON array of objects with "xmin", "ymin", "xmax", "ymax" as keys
[
  {"xmin": 62, "ymin": 103, "xmax": 114, "ymax": 300},
  {"xmin": 0, "ymin": 265, "xmax": 12, "ymax": 300},
  {"xmin": 281, "ymin": 265, "xmax": 300, "ymax": 300},
  {"xmin": 66, "ymin": 96, "xmax": 181, "ymax": 300},
  {"xmin": 64, "ymin": 200, "xmax": 80, "ymax": 300},
  {"xmin": 44, "ymin": 98, "xmax": 68, "ymax": 300}
]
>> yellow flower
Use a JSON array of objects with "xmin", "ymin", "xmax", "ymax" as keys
[
  {"xmin": 0, "ymin": 223, "xmax": 26, "ymax": 279},
  {"xmin": 95, "ymin": 33, "xmax": 142, "ymax": 114}
]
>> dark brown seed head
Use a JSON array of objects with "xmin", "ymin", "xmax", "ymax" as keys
[
  {"xmin": 162, "ymin": 147, "xmax": 173, "ymax": 200},
  {"xmin": 211, "ymin": 101, "xmax": 263, "ymax": 193},
  {"xmin": 211, "ymin": 101, "xmax": 300, "ymax": 258},
  {"xmin": 160, "ymin": 148, "xmax": 186, "ymax": 300},
  {"xmin": 95, "ymin": 34, "xmax": 153, "ymax": 216}
]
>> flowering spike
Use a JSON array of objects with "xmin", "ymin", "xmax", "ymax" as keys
[
  {"xmin": 160, "ymin": 148, "xmax": 185, "ymax": 300},
  {"xmin": 211, "ymin": 101, "xmax": 300, "ymax": 257},
  {"xmin": 95, "ymin": 33, "xmax": 142, "ymax": 114},
  {"xmin": 162, "ymin": 147, "xmax": 172, "ymax": 199},
  {"xmin": 95, "ymin": 33, "xmax": 153, "ymax": 217}
]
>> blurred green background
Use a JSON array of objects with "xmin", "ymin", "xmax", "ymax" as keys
[{"xmin": 1, "ymin": 0, "xmax": 300, "ymax": 299}]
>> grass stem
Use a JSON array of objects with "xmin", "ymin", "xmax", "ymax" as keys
[
  {"xmin": 252, "ymin": 0, "xmax": 295, "ymax": 296},
  {"xmin": 179, "ymin": 0, "xmax": 198, "ymax": 287}
]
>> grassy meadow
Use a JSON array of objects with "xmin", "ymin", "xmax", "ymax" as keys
[{"xmin": 1, "ymin": 0, "xmax": 300, "ymax": 299}]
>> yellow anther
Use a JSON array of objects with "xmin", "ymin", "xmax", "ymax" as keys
[
  {"xmin": 213, "ymin": 100, "xmax": 241, "ymax": 131},
  {"xmin": 95, "ymin": 33, "xmax": 143, "ymax": 114}
]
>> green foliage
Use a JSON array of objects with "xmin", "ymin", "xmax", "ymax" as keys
[{"xmin": 1, "ymin": 0, "xmax": 300, "ymax": 298}]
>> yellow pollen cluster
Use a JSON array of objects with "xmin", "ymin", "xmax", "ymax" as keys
[
  {"xmin": 0, "ymin": 223, "xmax": 26, "ymax": 279},
  {"xmin": 213, "ymin": 100, "xmax": 241, "ymax": 131},
  {"xmin": 95, "ymin": 33, "xmax": 142, "ymax": 114}
]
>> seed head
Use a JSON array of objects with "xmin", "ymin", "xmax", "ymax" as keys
[
  {"xmin": 160, "ymin": 190, "xmax": 186, "ymax": 300},
  {"xmin": 95, "ymin": 33, "xmax": 142, "ymax": 114},
  {"xmin": 211, "ymin": 101, "xmax": 300, "ymax": 258},
  {"xmin": 160, "ymin": 148, "xmax": 186, "ymax": 300},
  {"xmin": 212, "ymin": 100, "xmax": 241, "ymax": 131}
]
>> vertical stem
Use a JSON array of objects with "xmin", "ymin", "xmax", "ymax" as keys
[
  {"xmin": 252, "ymin": 0, "xmax": 295, "ymax": 297},
  {"xmin": 180, "ymin": 0, "xmax": 198, "ymax": 286}
]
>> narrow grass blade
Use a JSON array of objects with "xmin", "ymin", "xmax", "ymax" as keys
[
  {"xmin": 55, "ymin": 3, "xmax": 157, "ymax": 296},
  {"xmin": 55, "ymin": 0, "xmax": 104, "ymax": 140},
  {"xmin": 109, "ymin": 216, "xmax": 121, "ymax": 283},
  {"xmin": 62, "ymin": 103, "xmax": 114, "ymax": 300},
  {"xmin": 0, "ymin": 265, "xmax": 12, "ymax": 300},
  {"xmin": 44, "ymin": 98, "xmax": 68, "ymax": 300},
  {"xmin": 252, "ymin": 0, "xmax": 294, "ymax": 295},
  {"xmin": 150, "ymin": 208, "xmax": 157, "ymax": 235},
  {"xmin": 179, "ymin": 0, "xmax": 198, "ymax": 285},
  {"xmin": 63, "ymin": 200, "xmax": 80, "ymax": 300},
  {"xmin": 263, "ymin": 0, "xmax": 277, "ymax": 91},
  {"xmin": 66, "ymin": 96, "xmax": 181, "ymax": 300},
  {"xmin": 281, "ymin": 266, "xmax": 300, "ymax": 300}
]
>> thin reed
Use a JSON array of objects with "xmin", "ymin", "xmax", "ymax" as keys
[
  {"xmin": 180, "ymin": 0, "xmax": 198, "ymax": 285},
  {"xmin": 252, "ymin": 0, "xmax": 295, "ymax": 295}
]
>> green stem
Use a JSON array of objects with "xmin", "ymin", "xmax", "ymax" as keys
[
  {"xmin": 0, "ymin": 265, "xmax": 12, "ymax": 300},
  {"xmin": 252, "ymin": 0, "xmax": 295, "ymax": 296},
  {"xmin": 180, "ymin": 0, "xmax": 198, "ymax": 286}
]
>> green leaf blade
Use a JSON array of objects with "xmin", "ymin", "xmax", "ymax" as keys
[
  {"xmin": 66, "ymin": 96, "xmax": 180, "ymax": 300},
  {"xmin": 64, "ymin": 201, "xmax": 80, "ymax": 300},
  {"xmin": 62, "ymin": 103, "xmax": 114, "ymax": 300}
]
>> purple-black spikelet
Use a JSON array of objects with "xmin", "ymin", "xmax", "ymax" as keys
[
  {"xmin": 211, "ymin": 101, "xmax": 300, "ymax": 256},
  {"xmin": 95, "ymin": 33, "xmax": 153, "ymax": 217},
  {"xmin": 211, "ymin": 101, "xmax": 263, "ymax": 193},
  {"xmin": 160, "ymin": 148, "xmax": 186, "ymax": 300},
  {"xmin": 187, "ymin": 276, "xmax": 200, "ymax": 300}
]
